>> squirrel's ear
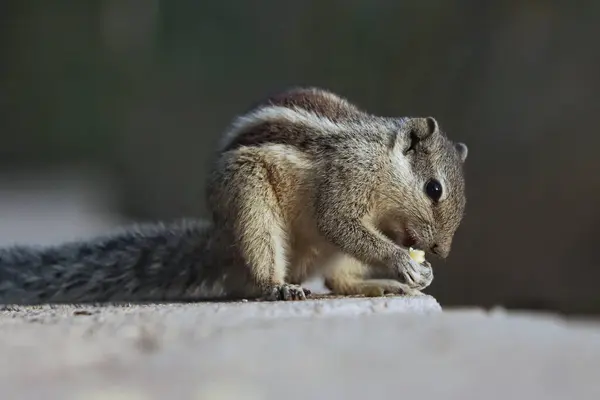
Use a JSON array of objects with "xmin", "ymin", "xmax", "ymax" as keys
[
  {"xmin": 425, "ymin": 117, "xmax": 439, "ymax": 136},
  {"xmin": 411, "ymin": 117, "xmax": 439, "ymax": 140},
  {"xmin": 455, "ymin": 142, "xmax": 468, "ymax": 162}
]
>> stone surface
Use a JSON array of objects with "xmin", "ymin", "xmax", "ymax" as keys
[
  {"xmin": 1, "ymin": 171, "xmax": 600, "ymax": 399},
  {"xmin": 1, "ymin": 300, "xmax": 600, "ymax": 400}
]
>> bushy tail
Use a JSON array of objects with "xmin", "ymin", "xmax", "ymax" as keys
[{"xmin": 0, "ymin": 219, "xmax": 212, "ymax": 304}]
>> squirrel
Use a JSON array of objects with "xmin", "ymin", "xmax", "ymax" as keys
[{"xmin": 0, "ymin": 87, "xmax": 468, "ymax": 304}]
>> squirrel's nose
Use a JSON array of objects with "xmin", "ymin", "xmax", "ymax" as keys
[{"xmin": 431, "ymin": 243, "xmax": 450, "ymax": 259}]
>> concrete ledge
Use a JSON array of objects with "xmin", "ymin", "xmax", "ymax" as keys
[
  {"xmin": 197, "ymin": 294, "xmax": 443, "ymax": 320},
  {"xmin": 0, "ymin": 295, "xmax": 441, "ymax": 325},
  {"xmin": 2, "ymin": 300, "xmax": 600, "ymax": 400}
]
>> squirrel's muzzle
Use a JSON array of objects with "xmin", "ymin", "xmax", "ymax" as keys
[{"xmin": 430, "ymin": 243, "xmax": 450, "ymax": 259}]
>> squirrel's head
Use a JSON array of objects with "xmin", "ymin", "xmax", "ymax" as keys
[{"xmin": 378, "ymin": 117, "xmax": 468, "ymax": 259}]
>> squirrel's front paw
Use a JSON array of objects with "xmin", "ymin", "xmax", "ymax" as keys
[
  {"xmin": 261, "ymin": 283, "xmax": 311, "ymax": 301},
  {"xmin": 400, "ymin": 259, "xmax": 434, "ymax": 291}
]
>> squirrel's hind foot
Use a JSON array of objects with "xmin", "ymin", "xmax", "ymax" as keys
[
  {"xmin": 325, "ymin": 278, "xmax": 425, "ymax": 298},
  {"xmin": 261, "ymin": 283, "xmax": 311, "ymax": 301}
]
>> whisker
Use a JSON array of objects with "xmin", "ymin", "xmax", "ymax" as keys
[
  {"xmin": 371, "ymin": 189, "xmax": 403, "ymax": 208},
  {"xmin": 372, "ymin": 189, "xmax": 428, "ymax": 225}
]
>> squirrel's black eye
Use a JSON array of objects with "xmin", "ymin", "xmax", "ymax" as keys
[{"xmin": 425, "ymin": 179, "xmax": 443, "ymax": 202}]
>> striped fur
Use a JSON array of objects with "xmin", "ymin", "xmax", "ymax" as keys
[{"xmin": 0, "ymin": 87, "xmax": 468, "ymax": 304}]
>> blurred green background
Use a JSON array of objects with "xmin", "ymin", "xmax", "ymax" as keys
[{"xmin": 2, "ymin": 0, "xmax": 599, "ymax": 314}]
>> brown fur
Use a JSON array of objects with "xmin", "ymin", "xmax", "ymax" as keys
[
  {"xmin": 206, "ymin": 87, "xmax": 468, "ymax": 300},
  {"xmin": 0, "ymin": 87, "xmax": 468, "ymax": 304},
  {"xmin": 261, "ymin": 87, "xmax": 364, "ymax": 121}
]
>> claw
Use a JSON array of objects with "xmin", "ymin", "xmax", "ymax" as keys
[
  {"xmin": 281, "ymin": 285, "xmax": 291, "ymax": 300},
  {"xmin": 400, "ymin": 259, "xmax": 433, "ymax": 291},
  {"xmin": 261, "ymin": 284, "xmax": 310, "ymax": 301}
]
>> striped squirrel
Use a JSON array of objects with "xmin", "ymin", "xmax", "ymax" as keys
[{"xmin": 0, "ymin": 87, "xmax": 468, "ymax": 304}]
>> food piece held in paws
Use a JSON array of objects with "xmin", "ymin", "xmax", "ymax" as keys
[{"xmin": 409, "ymin": 247, "xmax": 426, "ymax": 264}]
